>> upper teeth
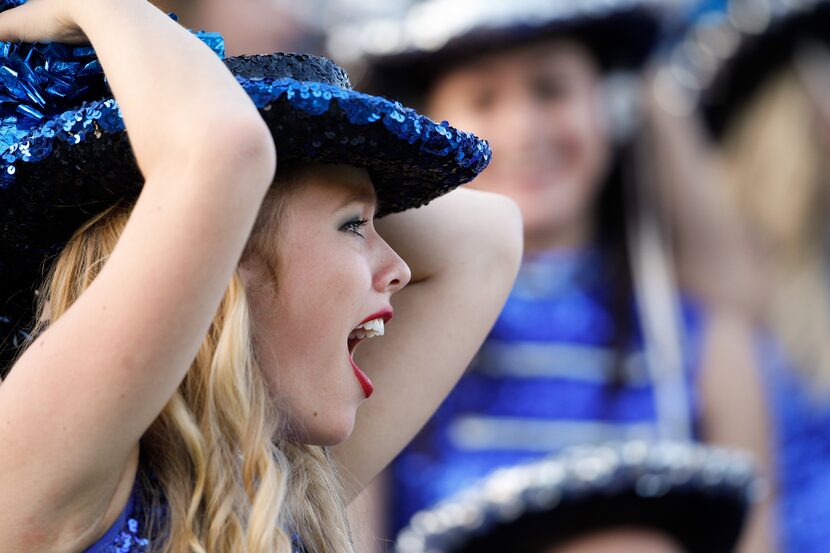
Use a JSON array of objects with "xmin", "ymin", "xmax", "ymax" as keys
[{"xmin": 349, "ymin": 317, "xmax": 385, "ymax": 340}]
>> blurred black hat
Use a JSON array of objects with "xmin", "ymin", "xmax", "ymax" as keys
[
  {"xmin": 661, "ymin": 0, "xmax": 830, "ymax": 140},
  {"xmin": 327, "ymin": 0, "xmax": 668, "ymax": 104},
  {"xmin": 395, "ymin": 441, "xmax": 760, "ymax": 553}
]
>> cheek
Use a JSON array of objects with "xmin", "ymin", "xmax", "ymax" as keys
[
  {"xmin": 253, "ymin": 243, "xmax": 370, "ymax": 431},
  {"xmin": 543, "ymin": 101, "xmax": 610, "ymax": 194},
  {"xmin": 475, "ymin": 106, "xmax": 609, "ymax": 229},
  {"xmin": 283, "ymin": 246, "xmax": 368, "ymax": 328},
  {"xmin": 269, "ymin": 260, "xmax": 354, "ymax": 373},
  {"xmin": 552, "ymin": 97, "xmax": 609, "ymax": 165}
]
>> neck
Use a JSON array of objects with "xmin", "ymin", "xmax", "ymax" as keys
[{"xmin": 524, "ymin": 217, "xmax": 594, "ymax": 255}]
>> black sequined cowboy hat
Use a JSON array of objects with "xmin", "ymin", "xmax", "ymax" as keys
[
  {"xmin": 395, "ymin": 441, "xmax": 760, "ymax": 553},
  {"xmin": 326, "ymin": 0, "xmax": 668, "ymax": 104},
  {"xmin": 0, "ymin": 8, "xmax": 491, "ymax": 373},
  {"xmin": 660, "ymin": 0, "xmax": 830, "ymax": 140}
]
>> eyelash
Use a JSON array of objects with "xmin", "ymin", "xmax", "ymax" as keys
[{"xmin": 341, "ymin": 217, "xmax": 369, "ymax": 238}]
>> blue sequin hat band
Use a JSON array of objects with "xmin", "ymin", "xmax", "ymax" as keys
[
  {"xmin": 396, "ymin": 441, "xmax": 761, "ymax": 553},
  {"xmin": 0, "ymin": 7, "xmax": 491, "ymax": 373}
]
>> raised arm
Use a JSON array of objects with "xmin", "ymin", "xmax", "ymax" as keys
[
  {"xmin": 0, "ymin": 0, "xmax": 275, "ymax": 550},
  {"xmin": 698, "ymin": 312, "xmax": 777, "ymax": 553},
  {"xmin": 332, "ymin": 188, "xmax": 523, "ymax": 499}
]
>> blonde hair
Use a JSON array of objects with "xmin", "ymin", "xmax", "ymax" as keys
[
  {"xmin": 32, "ymin": 173, "xmax": 357, "ymax": 552},
  {"xmin": 721, "ymin": 67, "xmax": 830, "ymax": 390}
]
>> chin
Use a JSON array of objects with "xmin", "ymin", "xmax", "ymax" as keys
[
  {"xmin": 301, "ymin": 409, "xmax": 357, "ymax": 446},
  {"xmin": 524, "ymin": 210, "xmax": 572, "ymax": 236}
]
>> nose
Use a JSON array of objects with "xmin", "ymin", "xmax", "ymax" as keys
[
  {"xmin": 495, "ymin": 94, "xmax": 550, "ymax": 159},
  {"xmin": 372, "ymin": 237, "xmax": 411, "ymax": 295}
]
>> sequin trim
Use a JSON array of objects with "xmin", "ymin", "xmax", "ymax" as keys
[
  {"xmin": 105, "ymin": 515, "xmax": 151, "ymax": 553},
  {"xmin": 0, "ymin": 75, "xmax": 490, "ymax": 189},
  {"xmin": 83, "ymin": 480, "xmax": 306, "ymax": 553},
  {"xmin": 243, "ymin": 77, "xmax": 490, "ymax": 167}
]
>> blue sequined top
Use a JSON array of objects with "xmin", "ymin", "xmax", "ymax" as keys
[
  {"xmin": 390, "ymin": 249, "xmax": 705, "ymax": 533},
  {"xmin": 81, "ymin": 479, "xmax": 150, "ymax": 553},
  {"xmin": 760, "ymin": 337, "xmax": 830, "ymax": 553},
  {"xmin": 81, "ymin": 478, "xmax": 306, "ymax": 553}
]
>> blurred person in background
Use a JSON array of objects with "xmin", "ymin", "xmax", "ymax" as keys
[
  {"xmin": 650, "ymin": 0, "xmax": 830, "ymax": 550},
  {"xmin": 329, "ymin": 0, "xmax": 772, "ymax": 551},
  {"xmin": 699, "ymin": 2, "xmax": 830, "ymax": 551}
]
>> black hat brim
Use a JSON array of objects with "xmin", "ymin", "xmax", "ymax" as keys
[
  {"xmin": 455, "ymin": 486, "xmax": 749, "ymax": 553},
  {"xmin": 360, "ymin": 5, "xmax": 662, "ymax": 104},
  {"xmin": 700, "ymin": 1, "xmax": 830, "ymax": 140},
  {"xmin": 395, "ymin": 443, "xmax": 757, "ymax": 553}
]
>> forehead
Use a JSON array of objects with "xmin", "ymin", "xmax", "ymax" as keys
[
  {"xmin": 283, "ymin": 164, "xmax": 376, "ymax": 212},
  {"xmin": 440, "ymin": 38, "xmax": 600, "ymax": 84}
]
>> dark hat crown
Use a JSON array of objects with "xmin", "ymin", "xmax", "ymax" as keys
[
  {"xmin": 224, "ymin": 53, "xmax": 352, "ymax": 89},
  {"xmin": 662, "ymin": 0, "xmax": 830, "ymax": 140}
]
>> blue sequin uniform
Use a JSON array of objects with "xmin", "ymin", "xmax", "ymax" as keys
[
  {"xmin": 390, "ymin": 249, "xmax": 704, "ymax": 533},
  {"xmin": 760, "ymin": 338, "xmax": 830, "ymax": 553},
  {"xmin": 81, "ymin": 478, "xmax": 307, "ymax": 553},
  {"xmin": 81, "ymin": 480, "xmax": 150, "ymax": 553}
]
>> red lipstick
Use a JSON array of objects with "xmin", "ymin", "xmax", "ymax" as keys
[
  {"xmin": 349, "ymin": 353, "xmax": 374, "ymax": 398},
  {"xmin": 359, "ymin": 307, "xmax": 394, "ymax": 325},
  {"xmin": 347, "ymin": 307, "xmax": 392, "ymax": 399}
]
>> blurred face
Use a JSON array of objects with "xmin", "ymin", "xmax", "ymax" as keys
[
  {"xmin": 427, "ymin": 39, "xmax": 611, "ymax": 252},
  {"xmin": 155, "ymin": 0, "xmax": 305, "ymax": 55},
  {"xmin": 794, "ymin": 45, "xmax": 830, "ymax": 153},
  {"xmin": 547, "ymin": 528, "xmax": 685, "ymax": 553},
  {"xmin": 242, "ymin": 165, "xmax": 411, "ymax": 445}
]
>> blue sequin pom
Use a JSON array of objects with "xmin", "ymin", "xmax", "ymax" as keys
[{"xmin": 0, "ymin": 1, "xmax": 224, "ymax": 154}]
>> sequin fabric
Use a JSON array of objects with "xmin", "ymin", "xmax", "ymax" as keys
[
  {"xmin": 0, "ymin": 75, "xmax": 491, "ymax": 197},
  {"xmin": 82, "ymin": 480, "xmax": 308, "ymax": 553},
  {"xmin": 0, "ymin": 68, "xmax": 490, "ymax": 214},
  {"xmin": 82, "ymin": 480, "xmax": 150, "ymax": 553},
  {"xmin": 0, "ymin": 1, "xmax": 223, "ymax": 153},
  {"xmin": 390, "ymin": 250, "xmax": 705, "ymax": 534},
  {"xmin": 104, "ymin": 517, "xmax": 150, "ymax": 553},
  {"xmin": 0, "ymin": 40, "xmax": 103, "ymax": 153}
]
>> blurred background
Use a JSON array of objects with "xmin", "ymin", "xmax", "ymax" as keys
[{"xmin": 153, "ymin": 0, "xmax": 830, "ymax": 551}]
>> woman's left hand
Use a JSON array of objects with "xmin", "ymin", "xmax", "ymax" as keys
[{"xmin": 0, "ymin": 0, "xmax": 89, "ymax": 44}]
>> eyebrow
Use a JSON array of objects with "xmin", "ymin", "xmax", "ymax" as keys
[{"xmin": 337, "ymin": 188, "xmax": 377, "ymax": 210}]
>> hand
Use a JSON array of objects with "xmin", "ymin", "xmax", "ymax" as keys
[{"xmin": 0, "ymin": 0, "xmax": 89, "ymax": 44}]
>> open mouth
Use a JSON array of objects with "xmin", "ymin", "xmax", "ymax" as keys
[
  {"xmin": 348, "ymin": 317, "xmax": 385, "ymax": 354},
  {"xmin": 347, "ymin": 311, "xmax": 392, "ymax": 399}
]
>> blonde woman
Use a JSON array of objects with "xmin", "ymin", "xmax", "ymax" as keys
[
  {"xmin": 653, "ymin": 1, "xmax": 830, "ymax": 550},
  {"xmin": 715, "ymin": 53, "xmax": 830, "ymax": 553},
  {"xmin": 0, "ymin": 0, "xmax": 522, "ymax": 552}
]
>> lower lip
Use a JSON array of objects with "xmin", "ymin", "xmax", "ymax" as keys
[{"xmin": 349, "ymin": 352, "xmax": 374, "ymax": 398}]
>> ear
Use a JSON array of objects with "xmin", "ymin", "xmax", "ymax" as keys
[
  {"xmin": 237, "ymin": 256, "xmax": 263, "ymax": 285},
  {"xmin": 238, "ymin": 254, "xmax": 282, "ymax": 299}
]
